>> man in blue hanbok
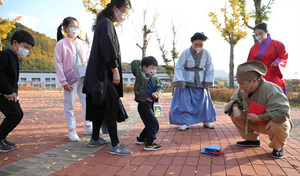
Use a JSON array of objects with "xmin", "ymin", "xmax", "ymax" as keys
[{"xmin": 169, "ymin": 32, "xmax": 217, "ymax": 131}]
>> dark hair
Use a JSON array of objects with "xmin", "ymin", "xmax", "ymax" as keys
[
  {"xmin": 191, "ymin": 32, "xmax": 208, "ymax": 42},
  {"xmin": 254, "ymin": 22, "xmax": 268, "ymax": 32},
  {"xmin": 141, "ymin": 56, "xmax": 158, "ymax": 67},
  {"xmin": 57, "ymin": 16, "xmax": 80, "ymax": 41},
  {"xmin": 11, "ymin": 30, "xmax": 35, "ymax": 47},
  {"xmin": 93, "ymin": 0, "xmax": 131, "ymax": 30}
]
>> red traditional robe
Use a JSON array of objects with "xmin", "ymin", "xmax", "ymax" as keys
[{"xmin": 247, "ymin": 35, "xmax": 288, "ymax": 93}]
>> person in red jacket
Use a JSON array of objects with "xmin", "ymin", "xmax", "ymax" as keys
[{"xmin": 247, "ymin": 22, "xmax": 288, "ymax": 94}]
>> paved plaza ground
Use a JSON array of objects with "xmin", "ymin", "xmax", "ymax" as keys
[{"xmin": 0, "ymin": 91, "xmax": 300, "ymax": 176}]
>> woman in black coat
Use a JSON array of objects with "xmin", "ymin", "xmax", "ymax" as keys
[{"xmin": 83, "ymin": 0, "xmax": 132, "ymax": 155}]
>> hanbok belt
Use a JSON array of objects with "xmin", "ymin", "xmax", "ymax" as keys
[
  {"xmin": 184, "ymin": 67, "xmax": 204, "ymax": 87},
  {"xmin": 184, "ymin": 67, "xmax": 205, "ymax": 71}
]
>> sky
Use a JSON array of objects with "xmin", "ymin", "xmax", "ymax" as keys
[{"xmin": 1, "ymin": 0, "xmax": 300, "ymax": 79}]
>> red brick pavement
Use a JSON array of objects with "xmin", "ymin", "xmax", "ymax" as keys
[
  {"xmin": 0, "ymin": 91, "xmax": 130, "ymax": 167},
  {"xmin": 1, "ymin": 92, "xmax": 300, "ymax": 175}
]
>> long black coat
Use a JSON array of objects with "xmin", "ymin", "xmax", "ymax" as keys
[
  {"xmin": 0, "ymin": 49, "xmax": 21, "ymax": 95},
  {"xmin": 83, "ymin": 18, "xmax": 124, "ymax": 121}
]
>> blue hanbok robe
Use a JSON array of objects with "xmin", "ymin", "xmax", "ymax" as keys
[{"xmin": 169, "ymin": 47, "xmax": 217, "ymax": 126}]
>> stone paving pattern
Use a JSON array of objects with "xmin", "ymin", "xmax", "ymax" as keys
[{"xmin": 0, "ymin": 92, "xmax": 300, "ymax": 176}]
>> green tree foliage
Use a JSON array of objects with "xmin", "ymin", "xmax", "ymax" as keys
[
  {"xmin": 2, "ymin": 23, "xmax": 57, "ymax": 71},
  {"xmin": 209, "ymin": 0, "xmax": 248, "ymax": 89},
  {"xmin": 122, "ymin": 63, "xmax": 131, "ymax": 72},
  {"xmin": 155, "ymin": 22, "xmax": 179, "ymax": 80},
  {"xmin": 170, "ymin": 22, "xmax": 179, "ymax": 72},
  {"xmin": 156, "ymin": 34, "xmax": 173, "ymax": 77}
]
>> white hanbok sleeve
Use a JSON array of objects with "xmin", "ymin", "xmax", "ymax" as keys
[
  {"xmin": 204, "ymin": 51, "xmax": 214, "ymax": 87},
  {"xmin": 173, "ymin": 49, "xmax": 188, "ymax": 87}
]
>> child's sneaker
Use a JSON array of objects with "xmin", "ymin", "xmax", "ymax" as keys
[
  {"xmin": 144, "ymin": 143, "xmax": 162, "ymax": 151},
  {"xmin": 0, "ymin": 140, "xmax": 13, "ymax": 153},
  {"xmin": 68, "ymin": 130, "xmax": 79, "ymax": 142},
  {"xmin": 136, "ymin": 137, "xmax": 146, "ymax": 145},
  {"xmin": 109, "ymin": 143, "xmax": 132, "ymax": 155}
]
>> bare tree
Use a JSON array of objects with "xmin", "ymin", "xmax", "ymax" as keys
[
  {"xmin": 136, "ymin": 10, "xmax": 158, "ymax": 59},
  {"xmin": 84, "ymin": 33, "xmax": 90, "ymax": 47},
  {"xmin": 239, "ymin": 0, "xmax": 275, "ymax": 43}
]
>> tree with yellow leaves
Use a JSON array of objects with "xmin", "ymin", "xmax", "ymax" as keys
[
  {"xmin": 82, "ymin": 0, "xmax": 110, "ymax": 16},
  {"xmin": 209, "ymin": 0, "xmax": 248, "ymax": 89},
  {"xmin": 0, "ymin": 16, "xmax": 21, "ymax": 51}
]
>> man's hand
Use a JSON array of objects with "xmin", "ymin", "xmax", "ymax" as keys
[
  {"xmin": 4, "ymin": 92, "xmax": 17, "ymax": 102},
  {"xmin": 232, "ymin": 107, "xmax": 243, "ymax": 120},
  {"xmin": 247, "ymin": 113, "xmax": 261, "ymax": 122},
  {"xmin": 63, "ymin": 84, "xmax": 73, "ymax": 91}
]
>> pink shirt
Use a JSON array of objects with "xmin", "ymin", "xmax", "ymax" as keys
[{"xmin": 54, "ymin": 37, "xmax": 89, "ymax": 86}]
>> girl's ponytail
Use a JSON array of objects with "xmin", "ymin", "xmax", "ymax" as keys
[{"xmin": 56, "ymin": 24, "xmax": 64, "ymax": 41}]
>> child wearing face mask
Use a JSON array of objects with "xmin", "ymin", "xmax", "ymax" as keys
[
  {"xmin": 0, "ymin": 30, "xmax": 35, "ymax": 152},
  {"xmin": 131, "ymin": 56, "xmax": 164, "ymax": 150},
  {"xmin": 54, "ymin": 17, "xmax": 92, "ymax": 142}
]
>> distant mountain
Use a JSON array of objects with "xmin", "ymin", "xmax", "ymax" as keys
[
  {"xmin": 2, "ymin": 23, "xmax": 57, "ymax": 71},
  {"xmin": 215, "ymin": 69, "xmax": 228, "ymax": 80}
]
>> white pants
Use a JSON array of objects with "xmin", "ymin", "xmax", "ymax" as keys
[{"xmin": 64, "ymin": 78, "xmax": 91, "ymax": 130}]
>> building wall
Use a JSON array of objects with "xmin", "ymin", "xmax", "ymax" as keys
[
  {"xmin": 19, "ymin": 71, "xmax": 60, "ymax": 88},
  {"xmin": 19, "ymin": 71, "xmax": 172, "ymax": 88}
]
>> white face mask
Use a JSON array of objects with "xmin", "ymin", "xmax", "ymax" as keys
[
  {"xmin": 17, "ymin": 45, "xmax": 29, "ymax": 58},
  {"xmin": 113, "ymin": 8, "xmax": 127, "ymax": 23},
  {"xmin": 69, "ymin": 27, "xmax": 80, "ymax": 37},
  {"xmin": 194, "ymin": 47, "xmax": 202, "ymax": 53},
  {"xmin": 145, "ymin": 68, "xmax": 156, "ymax": 76},
  {"xmin": 256, "ymin": 36, "xmax": 263, "ymax": 43}
]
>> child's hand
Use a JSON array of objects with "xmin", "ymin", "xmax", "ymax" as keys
[
  {"xmin": 63, "ymin": 84, "xmax": 73, "ymax": 91},
  {"xmin": 152, "ymin": 92, "xmax": 158, "ymax": 99}
]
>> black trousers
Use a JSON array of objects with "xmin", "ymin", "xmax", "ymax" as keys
[
  {"xmin": 138, "ymin": 101, "xmax": 159, "ymax": 145},
  {"xmin": 86, "ymin": 94, "xmax": 119, "ymax": 146},
  {"xmin": 0, "ymin": 95, "xmax": 23, "ymax": 140}
]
